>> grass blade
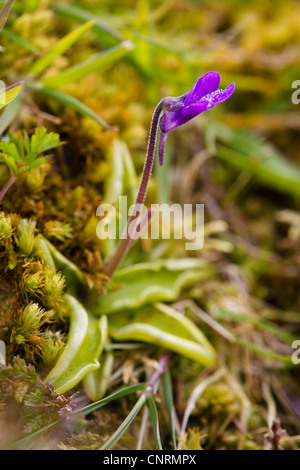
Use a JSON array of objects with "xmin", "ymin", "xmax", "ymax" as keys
[
  {"xmin": 8, "ymin": 383, "xmax": 146, "ymax": 449},
  {"xmin": 28, "ymin": 83, "xmax": 116, "ymax": 131},
  {"xmin": 53, "ymin": 2, "xmax": 123, "ymax": 43},
  {"xmin": 214, "ymin": 123, "xmax": 300, "ymax": 198},
  {"xmin": 161, "ymin": 370, "xmax": 177, "ymax": 449},
  {"xmin": 100, "ymin": 394, "xmax": 146, "ymax": 450},
  {"xmin": 235, "ymin": 337, "xmax": 293, "ymax": 364},
  {"xmin": 146, "ymin": 395, "xmax": 163, "ymax": 450},
  {"xmin": 77, "ymin": 383, "xmax": 146, "ymax": 416},
  {"xmin": 41, "ymin": 40, "xmax": 134, "ymax": 89},
  {"xmin": 0, "ymin": 28, "xmax": 38, "ymax": 53},
  {"xmin": 29, "ymin": 19, "xmax": 98, "ymax": 76},
  {"xmin": 213, "ymin": 307, "xmax": 297, "ymax": 344},
  {"xmin": 0, "ymin": 0, "xmax": 14, "ymax": 32}
]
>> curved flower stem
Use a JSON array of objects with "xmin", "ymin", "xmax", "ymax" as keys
[
  {"xmin": 102, "ymin": 98, "xmax": 166, "ymax": 278},
  {"xmin": 0, "ymin": 175, "xmax": 16, "ymax": 203}
]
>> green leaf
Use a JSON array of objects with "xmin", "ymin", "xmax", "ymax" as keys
[
  {"xmin": 0, "ymin": 93, "xmax": 22, "ymax": 136},
  {"xmin": 133, "ymin": 0, "xmax": 152, "ymax": 76},
  {"xmin": 29, "ymin": 126, "xmax": 62, "ymax": 154},
  {"xmin": 104, "ymin": 139, "xmax": 125, "ymax": 204},
  {"xmin": 214, "ymin": 123, "xmax": 300, "ymax": 198},
  {"xmin": 45, "ymin": 294, "xmax": 108, "ymax": 394},
  {"xmin": 101, "ymin": 140, "xmax": 138, "ymax": 257},
  {"xmin": 41, "ymin": 40, "xmax": 134, "ymax": 89},
  {"xmin": 21, "ymin": 156, "xmax": 47, "ymax": 173},
  {"xmin": 0, "ymin": 153, "xmax": 17, "ymax": 174},
  {"xmin": 101, "ymin": 139, "xmax": 125, "ymax": 257},
  {"xmin": 100, "ymin": 394, "xmax": 146, "ymax": 450},
  {"xmin": 22, "ymin": 151, "xmax": 39, "ymax": 165},
  {"xmin": 83, "ymin": 351, "xmax": 114, "ymax": 402},
  {"xmin": 213, "ymin": 307, "xmax": 297, "ymax": 345},
  {"xmin": 161, "ymin": 371, "xmax": 177, "ymax": 449},
  {"xmin": 235, "ymin": 337, "xmax": 292, "ymax": 364},
  {"xmin": 146, "ymin": 396, "xmax": 163, "ymax": 450},
  {"xmin": 35, "ymin": 236, "xmax": 56, "ymax": 270},
  {"xmin": 29, "ymin": 19, "xmax": 98, "ymax": 76},
  {"xmin": 89, "ymin": 259, "xmax": 214, "ymax": 314},
  {"xmin": 9, "ymin": 132, "xmax": 25, "ymax": 161},
  {"xmin": 79, "ymin": 383, "xmax": 146, "ymax": 416},
  {"xmin": 28, "ymin": 83, "xmax": 115, "ymax": 131},
  {"xmin": 0, "ymin": 0, "xmax": 14, "ymax": 32},
  {"xmin": 108, "ymin": 302, "xmax": 217, "ymax": 366},
  {"xmin": 41, "ymin": 237, "xmax": 87, "ymax": 290},
  {"xmin": 0, "ymin": 141, "xmax": 20, "ymax": 160},
  {"xmin": 0, "ymin": 126, "xmax": 62, "ymax": 176},
  {"xmin": 0, "ymin": 82, "xmax": 24, "ymax": 110},
  {"xmin": 210, "ymin": 308, "xmax": 293, "ymax": 363},
  {"xmin": 53, "ymin": 2, "xmax": 123, "ymax": 44},
  {"xmin": 121, "ymin": 140, "xmax": 138, "ymax": 208},
  {"xmin": 11, "ymin": 129, "xmax": 36, "ymax": 157},
  {"xmin": 1, "ymin": 28, "xmax": 38, "ymax": 53}
]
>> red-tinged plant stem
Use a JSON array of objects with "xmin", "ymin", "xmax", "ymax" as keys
[
  {"xmin": 102, "ymin": 98, "xmax": 165, "ymax": 277},
  {"xmin": 145, "ymin": 354, "xmax": 168, "ymax": 393},
  {"xmin": 0, "ymin": 175, "xmax": 16, "ymax": 202}
]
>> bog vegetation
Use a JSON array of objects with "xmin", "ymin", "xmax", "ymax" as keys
[{"xmin": 0, "ymin": 0, "xmax": 300, "ymax": 450}]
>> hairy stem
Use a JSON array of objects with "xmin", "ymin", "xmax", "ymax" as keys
[
  {"xmin": 102, "ymin": 99, "xmax": 165, "ymax": 277},
  {"xmin": 0, "ymin": 175, "xmax": 16, "ymax": 202}
]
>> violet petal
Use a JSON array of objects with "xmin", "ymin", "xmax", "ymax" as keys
[
  {"xmin": 181, "ymin": 100, "xmax": 213, "ymax": 121},
  {"xmin": 211, "ymin": 82, "xmax": 235, "ymax": 104},
  {"xmin": 184, "ymin": 71, "xmax": 221, "ymax": 106}
]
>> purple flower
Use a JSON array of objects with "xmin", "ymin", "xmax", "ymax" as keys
[{"xmin": 159, "ymin": 71, "xmax": 235, "ymax": 165}]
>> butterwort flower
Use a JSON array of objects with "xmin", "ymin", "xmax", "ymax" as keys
[
  {"xmin": 159, "ymin": 71, "xmax": 235, "ymax": 165},
  {"xmin": 103, "ymin": 71, "xmax": 235, "ymax": 277}
]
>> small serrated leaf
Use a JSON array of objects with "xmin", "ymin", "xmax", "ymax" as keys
[
  {"xmin": 0, "ymin": 153, "xmax": 17, "ymax": 174},
  {"xmin": 30, "ymin": 126, "xmax": 62, "ymax": 154}
]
